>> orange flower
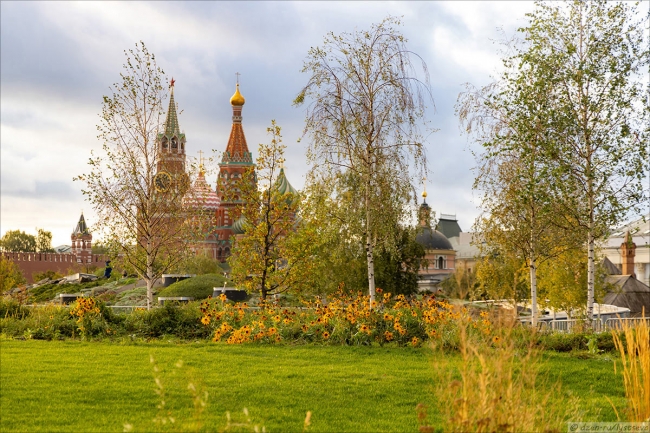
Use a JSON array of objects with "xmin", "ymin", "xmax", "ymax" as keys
[
  {"xmin": 384, "ymin": 331, "xmax": 394, "ymax": 341},
  {"xmin": 411, "ymin": 337, "xmax": 419, "ymax": 347},
  {"xmin": 322, "ymin": 331, "xmax": 330, "ymax": 339}
]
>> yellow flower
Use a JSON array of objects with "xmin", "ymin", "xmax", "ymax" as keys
[
  {"xmin": 384, "ymin": 331, "xmax": 394, "ymax": 341},
  {"xmin": 201, "ymin": 316, "xmax": 211, "ymax": 325},
  {"xmin": 322, "ymin": 331, "xmax": 330, "ymax": 339},
  {"xmin": 492, "ymin": 336, "xmax": 501, "ymax": 344},
  {"xmin": 411, "ymin": 337, "xmax": 419, "ymax": 347}
]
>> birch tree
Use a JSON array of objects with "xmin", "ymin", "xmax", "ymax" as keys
[
  {"xmin": 294, "ymin": 17, "xmax": 433, "ymax": 306},
  {"xmin": 459, "ymin": 57, "xmax": 575, "ymax": 325},
  {"xmin": 522, "ymin": 0, "xmax": 649, "ymax": 319},
  {"xmin": 75, "ymin": 42, "xmax": 208, "ymax": 309}
]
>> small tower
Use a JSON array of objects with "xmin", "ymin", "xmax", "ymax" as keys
[
  {"xmin": 620, "ymin": 231, "xmax": 636, "ymax": 276},
  {"xmin": 71, "ymin": 213, "xmax": 92, "ymax": 264}
]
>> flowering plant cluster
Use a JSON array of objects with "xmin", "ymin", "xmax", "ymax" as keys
[
  {"xmin": 199, "ymin": 289, "xmax": 493, "ymax": 347},
  {"xmin": 69, "ymin": 297, "xmax": 102, "ymax": 338}
]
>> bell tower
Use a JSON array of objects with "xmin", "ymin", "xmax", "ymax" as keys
[{"xmin": 213, "ymin": 79, "xmax": 255, "ymax": 262}]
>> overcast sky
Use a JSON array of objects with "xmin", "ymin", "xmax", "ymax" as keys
[{"xmin": 1, "ymin": 1, "xmax": 547, "ymax": 247}]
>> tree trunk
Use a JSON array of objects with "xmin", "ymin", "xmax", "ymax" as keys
[
  {"xmin": 586, "ymin": 171, "xmax": 595, "ymax": 321},
  {"xmin": 365, "ymin": 191, "xmax": 376, "ymax": 309},
  {"xmin": 530, "ymin": 254, "xmax": 538, "ymax": 327},
  {"xmin": 587, "ymin": 228, "xmax": 595, "ymax": 321},
  {"xmin": 146, "ymin": 262, "xmax": 153, "ymax": 310}
]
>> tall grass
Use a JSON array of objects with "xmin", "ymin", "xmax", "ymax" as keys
[
  {"xmin": 429, "ymin": 313, "xmax": 580, "ymax": 433},
  {"xmin": 612, "ymin": 315, "xmax": 650, "ymax": 422}
]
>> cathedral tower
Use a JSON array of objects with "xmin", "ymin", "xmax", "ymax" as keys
[{"xmin": 213, "ymin": 82, "xmax": 255, "ymax": 262}]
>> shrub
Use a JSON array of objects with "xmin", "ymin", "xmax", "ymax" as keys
[
  {"xmin": 157, "ymin": 274, "xmax": 229, "ymax": 300},
  {"xmin": 123, "ymin": 302, "xmax": 209, "ymax": 340},
  {"xmin": 0, "ymin": 298, "xmax": 30, "ymax": 319}
]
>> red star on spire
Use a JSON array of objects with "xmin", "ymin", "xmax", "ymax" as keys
[{"xmin": 170, "ymin": 77, "xmax": 175, "ymax": 88}]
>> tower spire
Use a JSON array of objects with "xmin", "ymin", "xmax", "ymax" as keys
[
  {"xmin": 164, "ymin": 78, "xmax": 181, "ymax": 137},
  {"xmin": 222, "ymin": 80, "xmax": 251, "ymax": 164}
]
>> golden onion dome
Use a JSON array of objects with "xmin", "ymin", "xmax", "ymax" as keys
[
  {"xmin": 422, "ymin": 190, "xmax": 428, "ymax": 199},
  {"xmin": 230, "ymin": 84, "xmax": 245, "ymax": 106}
]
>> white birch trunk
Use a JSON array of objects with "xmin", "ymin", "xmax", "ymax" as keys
[
  {"xmin": 530, "ymin": 255, "xmax": 538, "ymax": 327},
  {"xmin": 365, "ymin": 193, "xmax": 376, "ymax": 309},
  {"xmin": 146, "ymin": 262, "xmax": 154, "ymax": 310}
]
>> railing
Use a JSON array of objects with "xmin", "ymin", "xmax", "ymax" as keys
[
  {"xmin": 604, "ymin": 317, "xmax": 650, "ymax": 330},
  {"xmin": 520, "ymin": 317, "xmax": 648, "ymax": 333}
]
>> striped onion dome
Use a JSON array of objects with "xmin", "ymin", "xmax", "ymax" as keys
[
  {"xmin": 273, "ymin": 168, "xmax": 298, "ymax": 205},
  {"xmin": 232, "ymin": 215, "xmax": 247, "ymax": 235},
  {"xmin": 184, "ymin": 170, "xmax": 220, "ymax": 210}
]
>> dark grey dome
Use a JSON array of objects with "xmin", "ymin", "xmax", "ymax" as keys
[{"xmin": 416, "ymin": 227, "xmax": 453, "ymax": 250}]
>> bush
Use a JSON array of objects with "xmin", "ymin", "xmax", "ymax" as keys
[
  {"xmin": 0, "ymin": 298, "xmax": 30, "ymax": 319},
  {"xmin": 123, "ymin": 302, "xmax": 209, "ymax": 339},
  {"xmin": 156, "ymin": 274, "xmax": 229, "ymax": 300}
]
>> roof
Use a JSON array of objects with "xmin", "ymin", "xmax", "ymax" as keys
[
  {"xmin": 273, "ymin": 168, "xmax": 298, "ymax": 205},
  {"xmin": 436, "ymin": 215, "xmax": 462, "ymax": 239},
  {"xmin": 232, "ymin": 215, "xmax": 246, "ymax": 235},
  {"xmin": 184, "ymin": 172, "xmax": 220, "ymax": 211},
  {"xmin": 602, "ymin": 257, "xmax": 621, "ymax": 275},
  {"xmin": 163, "ymin": 87, "xmax": 182, "ymax": 138},
  {"xmin": 222, "ymin": 123, "xmax": 253, "ymax": 164},
  {"xmin": 416, "ymin": 227, "xmax": 453, "ymax": 251},
  {"xmin": 604, "ymin": 274, "xmax": 650, "ymax": 315},
  {"xmin": 72, "ymin": 213, "xmax": 89, "ymax": 236}
]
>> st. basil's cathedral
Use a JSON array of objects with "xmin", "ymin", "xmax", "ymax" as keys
[{"xmin": 154, "ymin": 80, "xmax": 296, "ymax": 263}]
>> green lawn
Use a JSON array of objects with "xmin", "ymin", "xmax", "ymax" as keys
[{"xmin": 0, "ymin": 340, "xmax": 626, "ymax": 432}]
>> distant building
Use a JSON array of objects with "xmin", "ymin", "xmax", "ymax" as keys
[
  {"xmin": 415, "ymin": 192, "xmax": 456, "ymax": 291},
  {"xmin": 2, "ymin": 213, "xmax": 107, "ymax": 284},
  {"xmin": 601, "ymin": 214, "xmax": 650, "ymax": 287}
]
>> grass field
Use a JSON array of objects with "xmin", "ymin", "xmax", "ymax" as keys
[{"xmin": 0, "ymin": 339, "xmax": 626, "ymax": 432}]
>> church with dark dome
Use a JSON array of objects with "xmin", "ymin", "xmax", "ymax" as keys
[{"xmin": 415, "ymin": 191, "xmax": 457, "ymax": 291}]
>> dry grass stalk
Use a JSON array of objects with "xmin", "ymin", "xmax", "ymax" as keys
[
  {"xmin": 612, "ymin": 315, "xmax": 650, "ymax": 422},
  {"xmin": 432, "ymin": 313, "xmax": 578, "ymax": 433}
]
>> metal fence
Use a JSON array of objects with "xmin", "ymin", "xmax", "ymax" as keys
[{"xmin": 520, "ymin": 317, "xmax": 649, "ymax": 333}]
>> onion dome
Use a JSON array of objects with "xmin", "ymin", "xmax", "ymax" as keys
[
  {"xmin": 184, "ymin": 169, "xmax": 220, "ymax": 211},
  {"xmin": 232, "ymin": 215, "xmax": 247, "ymax": 235},
  {"xmin": 416, "ymin": 227, "xmax": 454, "ymax": 251},
  {"xmin": 273, "ymin": 168, "xmax": 298, "ymax": 205},
  {"xmin": 230, "ymin": 83, "xmax": 245, "ymax": 106}
]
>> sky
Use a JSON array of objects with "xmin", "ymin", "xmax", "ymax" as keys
[{"xmin": 1, "ymin": 1, "xmax": 544, "ymax": 247}]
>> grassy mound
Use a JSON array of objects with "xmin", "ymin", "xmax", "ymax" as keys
[{"xmin": 156, "ymin": 273, "xmax": 230, "ymax": 300}]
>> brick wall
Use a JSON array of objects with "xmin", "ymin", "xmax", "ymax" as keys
[{"xmin": 2, "ymin": 252, "xmax": 109, "ymax": 283}]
